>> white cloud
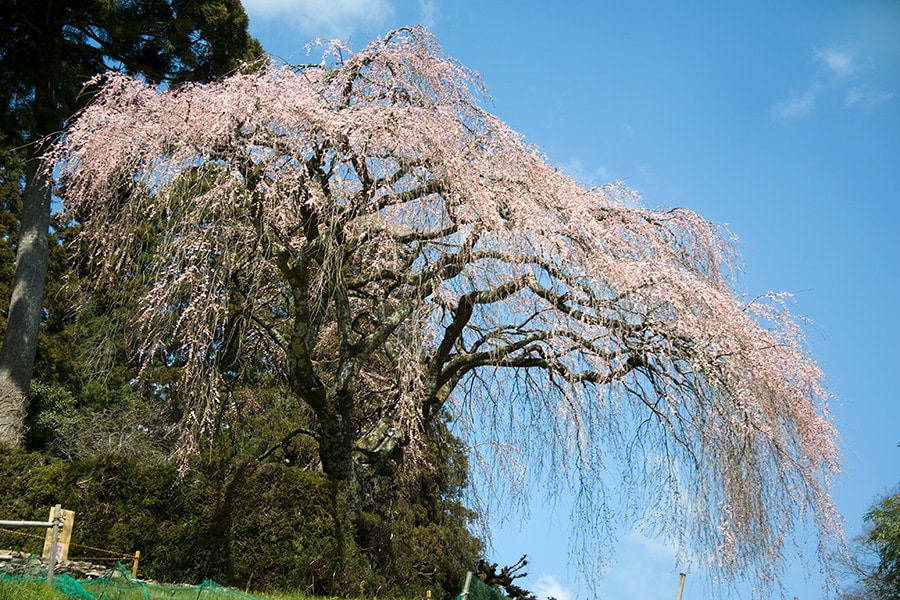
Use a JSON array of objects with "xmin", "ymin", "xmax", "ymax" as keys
[
  {"xmin": 815, "ymin": 48, "xmax": 859, "ymax": 77},
  {"xmin": 771, "ymin": 44, "xmax": 897, "ymax": 119},
  {"xmin": 772, "ymin": 86, "xmax": 818, "ymax": 120},
  {"xmin": 243, "ymin": 0, "xmax": 395, "ymax": 39},
  {"xmin": 532, "ymin": 574, "xmax": 574, "ymax": 600},
  {"xmin": 846, "ymin": 85, "xmax": 897, "ymax": 109}
]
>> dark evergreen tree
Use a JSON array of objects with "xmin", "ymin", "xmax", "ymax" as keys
[
  {"xmin": 0, "ymin": 0, "xmax": 263, "ymax": 446},
  {"xmin": 0, "ymin": 142, "xmax": 23, "ymax": 336},
  {"xmin": 353, "ymin": 418, "xmax": 483, "ymax": 599}
]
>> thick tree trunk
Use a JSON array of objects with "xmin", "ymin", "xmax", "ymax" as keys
[
  {"xmin": 316, "ymin": 400, "xmax": 358, "ymax": 483},
  {"xmin": 308, "ymin": 391, "xmax": 360, "ymax": 585},
  {"xmin": 0, "ymin": 157, "xmax": 52, "ymax": 446}
]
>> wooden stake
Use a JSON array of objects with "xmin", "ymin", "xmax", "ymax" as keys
[
  {"xmin": 132, "ymin": 550, "xmax": 141, "ymax": 577},
  {"xmin": 42, "ymin": 508, "xmax": 74, "ymax": 562},
  {"xmin": 675, "ymin": 572, "xmax": 686, "ymax": 600}
]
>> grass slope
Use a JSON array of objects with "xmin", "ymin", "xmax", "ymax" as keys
[
  {"xmin": 0, "ymin": 579, "xmax": 325, "ymax": 600},
  {"xmin": 0, "ymin": 580, "xmax": 68, "ymax": 600}
]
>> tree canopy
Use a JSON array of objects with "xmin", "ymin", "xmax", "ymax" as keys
[
  {"xmin": 0, "ymin": 0, "xmax": 264, "ymax": 145},
  {"xmin": 52, "ymin": 26, "xmax": 841, "ymax": 591},
  {"xmin": 841, "ymin": 489, "xmax": 900, "ymax": 600}
]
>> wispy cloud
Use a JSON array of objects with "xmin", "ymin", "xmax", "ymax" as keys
[
  {"xmin": 772, "ymin": 86, "xmax": 818, "ymax": 120},
  {"xmin": 773, "ymin": 44, "xmax": 894, "ymax": 120},
  {"xmin": 559, "ymin": 158, "xmax": 615, "ymax": 187},
  {"xmin": 243, "ymin": 0, "xmax": 395, "ymax": 39},
  {"xmin": 419, "ymin": 0, "xmax": 439, "ymax": 28},
  {"xmin": 846, "ymin": 85, "xmax": 897, "ymax": 109}
]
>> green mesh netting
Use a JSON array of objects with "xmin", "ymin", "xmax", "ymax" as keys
[
  {"xmin": 0, "ymin": 557, "xmax": 261, "ymax": 599},
  {"xmin": 457, "ymin": 572, "xmax": 509, "ymax": 600},
  {"xmin": 1, "ymin": 570, "xmax": 94, "ymax": 600}
]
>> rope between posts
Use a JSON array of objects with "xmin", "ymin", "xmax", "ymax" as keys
[
  {"xmin": 0, "ymin": 527, "xmax": 44, "ymax": 541},
  {"xmin": 0, "ymin": 526, "xmax": 137, "ymax": 560}
]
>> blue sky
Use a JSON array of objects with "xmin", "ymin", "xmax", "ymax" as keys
[{"xmin": 240, "ymin": 1, "xmax": 900, "ymax": 598}]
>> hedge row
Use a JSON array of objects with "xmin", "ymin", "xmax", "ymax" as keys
[{"xmin": 0, "ymin": 449, "xmax": 479, "ymax": 598}]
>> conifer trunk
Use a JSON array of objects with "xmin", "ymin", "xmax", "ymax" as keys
[{"xmin": 0, "ymin": 156, "xmax": 52, "ymax": 446}]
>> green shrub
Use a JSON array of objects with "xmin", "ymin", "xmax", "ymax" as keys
[{"xmin": 0, "ymin": 448, "xmax": 477, "ymax": 596}]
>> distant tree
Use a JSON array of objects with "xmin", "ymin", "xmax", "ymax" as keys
[
  {"xmin": 840, "ymin": 489, "xmax": 900, "ymax": 600},
  {"xmin": 0, "ymin": 0, "xmax": 263, "ymax": 446},
  {"xmin": 52, "ymin": 27, "xmax": 842, "ymax": 591}
]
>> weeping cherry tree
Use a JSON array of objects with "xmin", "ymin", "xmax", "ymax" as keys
[{"xmin": 52, "ymin": 27, "xmax": 841, "ymax": 592}]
